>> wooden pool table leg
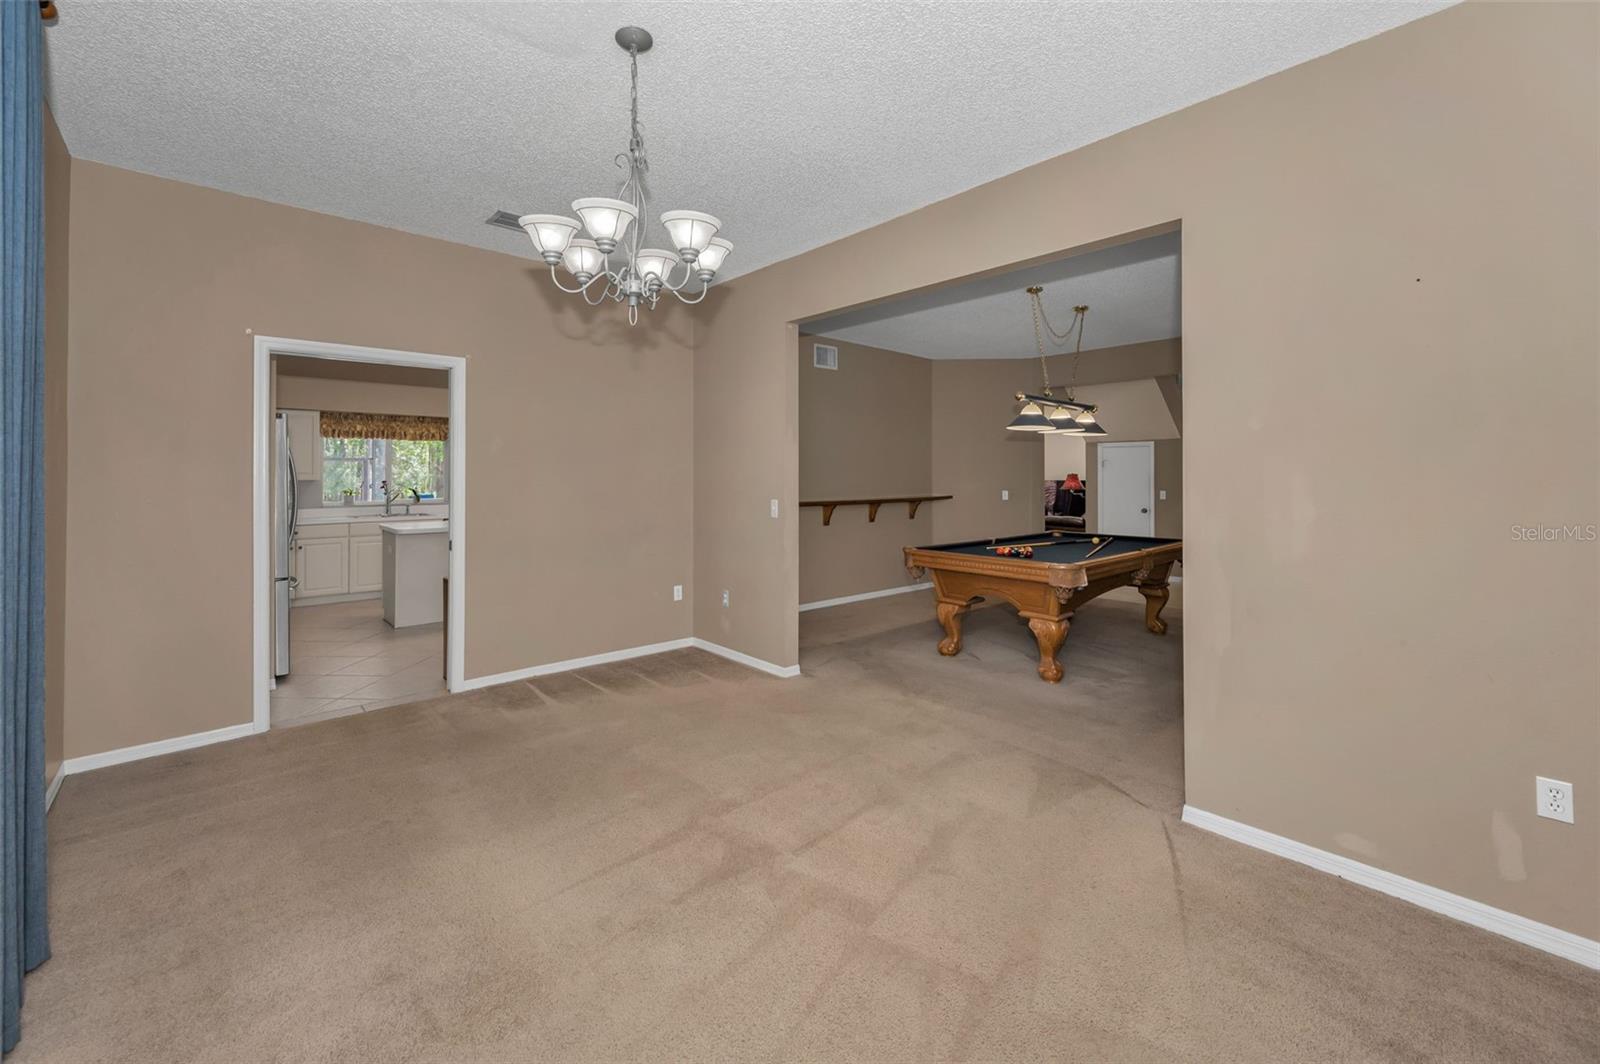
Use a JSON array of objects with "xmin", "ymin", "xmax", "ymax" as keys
[
  {"xmin": 1027, "ymin": 617, "xmax": 1069, "ymax": 683},
  {"xmin": 935, "ymin": 600, "xmax": 969, "ymax": 656},
  {"xmin": 1138, "ymin": 581, "xmax": 1171, "ymax": 635}
]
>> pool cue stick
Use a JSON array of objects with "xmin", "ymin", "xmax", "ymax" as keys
[
  {"xmin": 1083, "ymin": 536, "xmax": 1114, "ymax": 559},
  {"xmin": 986, "ymin": 538, "xmax": 1091, "ymax": 551}
]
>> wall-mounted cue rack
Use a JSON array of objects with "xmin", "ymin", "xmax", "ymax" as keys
[{"xmin": 800, "ymin": 495, "xmax": 953, "ymax": 526}]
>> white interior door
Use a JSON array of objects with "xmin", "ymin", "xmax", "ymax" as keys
[{"xmin": 1097, "ymin": 441, "xmax": 1155, "ymax": 535}]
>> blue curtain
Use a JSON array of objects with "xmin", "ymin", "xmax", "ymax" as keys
[{"xmin": 1, "ymin": 0, "xmax": 51, "ymax": 1054}]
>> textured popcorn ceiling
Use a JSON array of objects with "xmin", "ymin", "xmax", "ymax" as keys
[
  {"xmin": 807, "ymin": 231, "xmax": 1181, "ymax": 359},
  {"xmin": 43, "ymin": 1, "xmax": 1448, "ymax": 279}
]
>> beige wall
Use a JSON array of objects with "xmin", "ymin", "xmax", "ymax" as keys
[
  {"xmin": 693, "ymin": 3, "xmax": 1598, "ymax": 938},
  {"xmin": 1043, "ymin": 433, "xmax": 1086, "ymax": 480},
  {"xmin": 275, "ymin": 373, "xmax": 449, "ymax": 420},
  {"xmin": 799, "ymin": 336, "xmax": 931, "ymax": 603},
  {"xmin": 1074, "ymin": 378, "xmax": 1182, "ymax": 442},
  {"xmin": 43, "ymin": 104, "xmax": 70, "ymax": 786},
  {"xmin": 65, "ymin": 162, "xmax": 695, "ymax": 760},
  {"xmin": 928, "ymin": 359, "xmax": 1045, "ymax": 544}
]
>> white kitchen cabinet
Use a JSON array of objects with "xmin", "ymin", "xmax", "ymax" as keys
[
  {"xmin": 281, "ymin": 409, "xmax": 322, "ymax": 484},
  {"xmin": 348, "ymin": 535, "xmax": 384, "ymax": 593},
  {"xmin": 296, "ymin": 538, "xmax": 348, "ymax": 598}
]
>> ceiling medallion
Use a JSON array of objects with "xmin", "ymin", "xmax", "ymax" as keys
[
  {"xmin": 516, "ymin": 27, "xmax": 732, "ymax": 326},
  {"xmin": 1006, "ymin": 286, "xmax": 1106, "ymax": 437}
]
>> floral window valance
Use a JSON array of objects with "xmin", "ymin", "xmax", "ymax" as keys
[{"xmin": 319, "ymin": 411, "xmax": 448, "ymax": 442}]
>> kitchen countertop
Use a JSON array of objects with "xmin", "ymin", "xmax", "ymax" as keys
[
  {"xmin": 298, "ymin": 510, "xmax": 448, "ymax": 526},
  {"xmin": 380, "ymin": 520, "xmax": 449, "ymax": 535}
]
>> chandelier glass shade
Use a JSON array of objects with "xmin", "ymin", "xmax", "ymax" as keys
[
  {"xmin": 518, "ymin": 27, "xmax": 731, "ymax": 326},
  {"xmin": 1006, "ymin": 286, "xmax": 1105, "ymax": 436}
]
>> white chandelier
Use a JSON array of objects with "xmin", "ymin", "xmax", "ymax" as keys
[{"xmin": 518, "ymin": 27, "xmax": 731, "ymax": 326}]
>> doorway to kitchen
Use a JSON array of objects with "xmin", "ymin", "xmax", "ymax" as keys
[{"xmin": 251, "ymin": 336, "xmax": 467, "ymax": 732}]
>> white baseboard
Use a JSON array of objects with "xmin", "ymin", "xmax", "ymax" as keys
[
  {"xmin": 689, "ymin": 638, "xmax": 802, "ymax": 678},
  {"xmin": 461, "ymin": 636, "xmax": 801, "ymax": 688},
  {"xmin": 1182, "ymin": 805, "xmax": 1600, "ymax": 970},
  {"xmin": 458, "ymin": 638, "xmax": 696, "ymax": 691},
  {"xmin": 800, "ymin": 582, "xmax": 931, "ymax": 612},
  {"xmin": 61, "ymin": 721, "xmax": 261, "ymax": 777},
  {"xmin": 45, "ymin": 766, "xmax": 64, "ymax": 812},
  {"xmin": 52, "ymin": 635, "xmax": 798, "ymax": 789}
]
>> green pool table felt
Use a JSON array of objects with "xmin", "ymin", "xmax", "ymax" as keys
[{"xmin": 919, "ymin": 532, "xmax": 1177, "ymax": 565}]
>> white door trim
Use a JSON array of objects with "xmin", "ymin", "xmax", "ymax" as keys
[
  {"xmin": 1096, "ymin": 440, "xmax": 1155, "ymax": 536},
  {"xmin": 252, "ymin": 335, "xmax": 467, "ymax": 733}
]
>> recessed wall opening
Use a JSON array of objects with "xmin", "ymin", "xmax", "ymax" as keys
[
  {"xmin": 251, "ymin": 337, "xmax": 468, "ymax": 733},
  {"xmin": 793, "ymin": 224, "xmax": 1183, "ymax": 782}
]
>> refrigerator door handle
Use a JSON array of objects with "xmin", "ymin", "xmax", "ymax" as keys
[{"xmin": 287, "ymin": 446, "xmax": 299, "ymax": 538}]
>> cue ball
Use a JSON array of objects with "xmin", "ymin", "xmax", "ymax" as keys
[{"xmin": 1091, "ymin": 536, "xmax": 1101, "ymax": 544}]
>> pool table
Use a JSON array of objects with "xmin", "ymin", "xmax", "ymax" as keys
[{"xmin": 903, "ymin": 531, "xmax": 1182, "ymax": 683}]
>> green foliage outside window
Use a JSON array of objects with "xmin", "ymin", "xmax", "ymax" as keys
[{"xmin": 321, "ymin": 437, "xmax": 446, "ymax": 504}]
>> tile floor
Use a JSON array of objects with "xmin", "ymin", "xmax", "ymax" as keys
[{"xmin": 271, "ymin": 598, "xmax": 445, "ymax": 727}]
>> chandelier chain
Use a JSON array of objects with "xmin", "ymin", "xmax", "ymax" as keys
[
  {"xmin": 1027, "ymin": 288, "xmax": 1087, "ymax": 400},
  {"xmin": 1029, "ymin": 291, "xmax": 1053, "ymax": 395},
  {"xmin": 1035, "ymin": 294, "xmax": 1082, "ymax": 345}
]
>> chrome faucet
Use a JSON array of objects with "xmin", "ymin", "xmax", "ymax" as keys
[{"xmin": 380, "ymin": 483, "xmax": 421, "ymax": 516}]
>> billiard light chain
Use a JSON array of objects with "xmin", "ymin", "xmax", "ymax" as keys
[{"xmin": 1007, "ymin": 287, "xmax": 1107, "ymax": 436}]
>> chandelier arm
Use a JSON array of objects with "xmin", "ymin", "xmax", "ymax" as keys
[
  {"xmin": 549, "ymin": 265, "xmax": 613, "ymax": 297},
  {"xmin": 582, "ymin": 274, "xmax": 621, "ymax": 306},
  {"xmin": 548, "ymin": 269, "xmax": 587, "ymax": 295},
  {"xmin": 667, "ymin": 283, "xmax": 710, "ymax": 305},
  {"xmin": 656, "ymin": 258, "xmax": 700, "ymax": 293}
]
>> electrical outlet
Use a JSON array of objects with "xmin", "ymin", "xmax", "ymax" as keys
[
  {"xmin": 770, "ymin": 498, "xmax": 780, "ymax": 519},
  {"xmin": 1537, "ymin": 777, "xmax": 1574, "ymax": 823},
  {"xmin": 672, "ymin": 585, "xmax": 683, "ymax": 602},
  {"xmin": 1001, "ymin": 489, "xmax": 1010, "ymax": 502},
  {"xmin": 722, "ymin": 590, "xmax": 730, "ymax": 608}
]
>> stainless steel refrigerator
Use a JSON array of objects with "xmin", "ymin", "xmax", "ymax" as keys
[{"xmin": 273, "ymin": 413, "xmax": 299, "ymax": 677}]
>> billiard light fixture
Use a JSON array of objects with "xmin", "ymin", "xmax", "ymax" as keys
[{"xmin": 1006, "ymin": 287, "xmax": 1108, "ymax": 436}]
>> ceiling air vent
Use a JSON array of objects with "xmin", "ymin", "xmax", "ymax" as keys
[
  {"xmin": 813, "ymin": 343, "xmax": 839, "ymax": 371},
  {"xmin": 485, "ymin": 210, "xmax": 525, "ymax": 233}
]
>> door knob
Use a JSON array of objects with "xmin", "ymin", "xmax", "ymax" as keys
[{"xmin": 1141, "ymin": 507, "xmax": 1149, "ymax": 513}]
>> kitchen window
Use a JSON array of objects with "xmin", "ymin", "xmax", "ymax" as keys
[{"xmin": 321, "ymin": 437, "xmax": 447, "ymax": 504}]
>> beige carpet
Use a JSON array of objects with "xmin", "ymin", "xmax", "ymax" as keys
[{"xmin": 18, "ymin": 592, "xmax": 1598, "ymax": 1062}]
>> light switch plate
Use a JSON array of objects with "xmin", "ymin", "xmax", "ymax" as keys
[
  {"xmin": 722, "ymin": 590, "xmax": 730, "ymax": 608},
  {"xmin": 1159, "ymin": 489, "xmax": 1168, "ymax": 501},
  {"xmin": 673, "ymin": 585, "xmax": 683, "ymax": 602},
  {"xmin": 1001, "ymin": 490, "xmax": 1010, "ymax": 502},
  {"xmin": 770, "ymin": 498, "xmax": 780, "ymax": 519}
]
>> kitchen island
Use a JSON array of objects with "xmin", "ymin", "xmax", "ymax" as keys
[{"xmin": 381, "ymin": 520, "xmax": 448, "ymax": 628}]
